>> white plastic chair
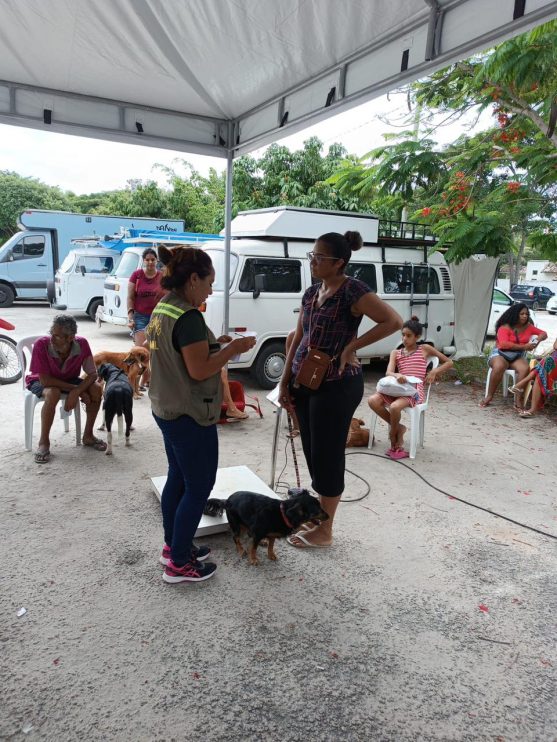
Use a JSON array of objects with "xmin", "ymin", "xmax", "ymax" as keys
[
  {"xmin": 16, "ymin": 335, "xmax": 82, "ymax": 451},
  {"xmin": 368, "ymin": 356, "xmax": 439, "ymax": 459},
  {"xmin": 485, "ymin": 367, "xmax": 516, "ymax": 399}
]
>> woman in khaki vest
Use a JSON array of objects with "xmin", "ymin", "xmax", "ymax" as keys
[{"xmin": 147, "ymin": 246, "xmax": 255, "ymax": 585}]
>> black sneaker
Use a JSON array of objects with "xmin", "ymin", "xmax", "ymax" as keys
[
  {"xmin": 160, "ymin": 543, "xmax": 211, "ymax": 566},
  {"xmin": 163, "ymin": 559, "xmax": 217, "ymax": 584}
]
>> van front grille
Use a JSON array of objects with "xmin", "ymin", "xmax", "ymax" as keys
[{"xmin": 439, "ymin": 267, "xmax": 452, "ymax": 292}]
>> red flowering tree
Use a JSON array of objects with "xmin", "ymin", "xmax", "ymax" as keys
[{"xmin": 330, "ymin": 20, "xmax": 557, "ymax": 272}]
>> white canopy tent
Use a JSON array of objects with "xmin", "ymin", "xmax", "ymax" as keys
[{"xmin": 1, "ymin": 0, "xmax": 556, "ymax": 330}]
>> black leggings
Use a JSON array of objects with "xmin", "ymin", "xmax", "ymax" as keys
[{"xmin": 291, "ymin": 374, "xmax": 363, "ymax": 498}]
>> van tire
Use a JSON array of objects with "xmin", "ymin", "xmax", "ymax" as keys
[
  {"xmin": 87, "ymin": 298, "xmax": 103, "ymax": 321},
  {"xmin": 251, "ymin": 341, "xmax": 286, "ymax": 389},
  {"xmin": 0, "ymin": 284, "xmax": 15, "ymax": 308},
  {"xmin": 532, "ymin": 301, "xmax": 539, "ymax": 311}
]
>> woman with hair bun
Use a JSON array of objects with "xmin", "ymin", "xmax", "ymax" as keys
[
  {"xmin": 367, "ymin": 316, "xmax": 453, "ymax": 459},
  {"xmin": 280, "ymin": 230, "xmax": 403, "ymax": 549},
  {"xmin": 146, "ymin": 246, "xmax": 255, "ymax": 584}
]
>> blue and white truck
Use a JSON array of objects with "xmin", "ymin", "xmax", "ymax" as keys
[{"xmin": 0, "ymin": 210, "xmax": 184, "ymax": 307}]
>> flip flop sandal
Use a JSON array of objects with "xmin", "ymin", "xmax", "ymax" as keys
[
  {"xmin": 286, "ymin": 531, "xmax": 331, "ymax": 549},
  {"xmin": 388, "ymin": 448, "xmax": 409, "ymax": 460},
  {"xmin": 519, "ymin": 411, "xmax": 535, "ymax": 418},
  {"xmin": 226, "ymin": 411, "xmax": 249, "ymax": 420},
  {"xmin": 34, "ymin": 450, "xmax": 50, "ymax": 463},
  {"xmin": 83, "ymin": 437, "xmax": 107, "ymax": 451}
]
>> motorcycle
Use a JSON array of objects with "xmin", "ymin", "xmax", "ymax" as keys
[{"xmin": 0, "ymin": 318, "xmax": 22, "ymax": 384}]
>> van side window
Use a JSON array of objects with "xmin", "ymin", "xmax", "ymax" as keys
[
  {"xmin": 239, "ymin": 259, "xmax": 301, "ymax": 293},
  {"xmin": 11, "ymin": 236, "xmax": 45, "ymax": 260},
  {"xmin": 345, "ymin": 263, "xmax": 377, "ymax": 292},
  {"xmin": 382, "ymin": 265, "xmax": 440, "ymax": 294}
]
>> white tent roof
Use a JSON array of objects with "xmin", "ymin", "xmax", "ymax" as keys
[{"xmin": 1, "ymin": 0, "xmax": 556, "ymax": 158}]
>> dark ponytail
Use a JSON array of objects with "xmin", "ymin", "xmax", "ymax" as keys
[{"xmin": 316, "ymin": 230, "xmax": 363, "ymax": 269}]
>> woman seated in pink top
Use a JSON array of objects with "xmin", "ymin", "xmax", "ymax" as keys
[
  {"xmin": 26, "ymin": 314, "xmax": 106, "ymax": 463},
  {"xmin": 368, "ymin": 317, "xmax": 453, "ymax": 459},
  {"xmin": 480, "ymin": 302, "xmax": 547, "ymax": 410}
]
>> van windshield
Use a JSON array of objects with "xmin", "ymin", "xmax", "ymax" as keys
[
  {"xmin": 111, "ymin": 252, "xmax": 139, "ymax": 278},
  {"xmin": 59, "ymin": 253, "xmax": 76, "ymax": 273},
  {"xmin": 205, "ymin": 249, "xmax": 238, "ymax": 291}
]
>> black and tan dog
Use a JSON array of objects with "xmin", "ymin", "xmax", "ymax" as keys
[
  {"xmin": 203, "ymin": 488, "xmax": 328, "ymax": 565},
  {"xmin": 97, "ymin": 363, "xmax": 134, "ymax": 455},
  {"xmin": 93, "ymin": 347, "xmax": 149, "ymax": 399}
]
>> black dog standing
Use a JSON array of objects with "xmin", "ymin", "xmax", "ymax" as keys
[
  {"xmin": 204, "ymin": 488, "xmax": 328, "ymax": 565},
  {"xmin": 97, "ymin": 363, "xmax": 134, "ymax": 455}
]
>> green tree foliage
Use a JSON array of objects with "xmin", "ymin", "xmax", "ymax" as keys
[
  {"xmin": 0, "ymin": 171, "xmax": 72, "ymax": 242},
  {"xmin": 0, "ymin": 138, "xmax": 369, "ymax": 240},
  {"xmin": 329, "ymin": 21, "xmax": 557, "ymax": 265}
]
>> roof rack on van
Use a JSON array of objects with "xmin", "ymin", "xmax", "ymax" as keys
[{"xmin": 378, "ymin": 220, "xmax": 439, "ymax": 263}]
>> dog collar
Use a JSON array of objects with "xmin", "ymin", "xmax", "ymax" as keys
[{"xmin": 280, "ymin": 502, "xmax": 294, "ymax": 529}]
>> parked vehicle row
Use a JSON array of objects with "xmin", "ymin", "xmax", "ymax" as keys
[
  {"xmin": 0, "ymin": 209, "xmax": 184, "ymax": 307},
  {"xmin": 509, "ymin": 283, "xmax": 554, "ymax": 309},
  {"xmin": 487, "ymin": 286, "xmax": 537, "ymax": 336}
]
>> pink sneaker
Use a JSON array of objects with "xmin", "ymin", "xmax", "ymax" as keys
[
  {"xmin": 159, "ymin": 543, "xmax": 211, "ymax": 566},
  {"xmin": 163, "ymin": 559, "xmax": 217, "ymax": 584}
]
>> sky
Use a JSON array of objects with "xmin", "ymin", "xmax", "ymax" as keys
[{"xmin": 0, "ymin": 91, "xmax": 492, "ymax": 195}]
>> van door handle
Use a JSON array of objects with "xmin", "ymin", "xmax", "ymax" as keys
[
  {"xmin": 293, "ymin": 308, "xmax": 300, "ymax": 313},
  {"xmin": 37, "ymin": 263, "xmax": 47, "ymax": 267}
]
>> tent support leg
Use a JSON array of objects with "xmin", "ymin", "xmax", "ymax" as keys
[{"xmin": 223, "ymin": 146, "xmax": 233, "ymax": 335}]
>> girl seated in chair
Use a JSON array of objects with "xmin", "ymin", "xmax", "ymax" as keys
[{"xmin": 367, "ymin": 317, "xmax": 453, "ymax": 459}]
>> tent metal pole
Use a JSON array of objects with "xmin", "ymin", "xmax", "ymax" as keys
[{"xmin": 223, "ymin": 146, "xmax": 233, "ymax": 334}]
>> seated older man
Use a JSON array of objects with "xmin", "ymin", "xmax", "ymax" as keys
[{"xmin": 26, "ymin": 314, "xmax": 106, "ymax": 463}]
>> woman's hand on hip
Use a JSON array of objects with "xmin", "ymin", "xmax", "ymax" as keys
[{"xmin": 338, "ymin": 347, "xmax": 360, "ymax": 374}]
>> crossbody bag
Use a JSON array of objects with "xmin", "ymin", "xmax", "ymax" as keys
[{"xmin": 294, "ymin": 293, "xmax": 336, "ymax": 390}]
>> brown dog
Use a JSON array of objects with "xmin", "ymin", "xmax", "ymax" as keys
[
  {"xmin": 346, "ymin": 418, "xmax": 370, "ymax": 447},
  {"xmin": 93, "ymin": 346, "xmax": 150, "ymax": 399}
]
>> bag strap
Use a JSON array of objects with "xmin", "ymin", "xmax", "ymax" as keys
[{"xmin": 306, "ymin": 289, "xmax": 338, "ymax": 363}]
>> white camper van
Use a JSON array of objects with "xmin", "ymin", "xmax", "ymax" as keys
[{"xmin": 202, "ymin": 207, "xmax": 455, "ymax": 388}]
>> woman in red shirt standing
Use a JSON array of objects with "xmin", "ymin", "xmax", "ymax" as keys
[
  {"xmin": 481, "ymin": 302, "xmax": 547, "ymax": 410},
  {"xmin": 127, "ymin": 248, "xmax": 164, "ymax": 387}
]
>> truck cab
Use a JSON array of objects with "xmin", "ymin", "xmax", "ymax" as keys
[{"xmin": 0, "ymin": 230, "xmax": 52, "ymax": 306}]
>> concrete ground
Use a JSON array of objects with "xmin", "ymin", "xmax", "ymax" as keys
[{"xmin": 1, "ymin": 304, "xmax": 555, "ymax": 742}]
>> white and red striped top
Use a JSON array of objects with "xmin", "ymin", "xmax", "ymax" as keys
[{"xmin": 395, "ymin": 348, "xmax": 429, "ymax": 404}]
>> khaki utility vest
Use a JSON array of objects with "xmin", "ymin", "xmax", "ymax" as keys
[{"xmin": 146, "ymin": 292, "xmax": 222, "ymax": 425}]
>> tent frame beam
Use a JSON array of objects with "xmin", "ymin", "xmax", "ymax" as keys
[
  {"xmin": 0, "ymin": 78, "xmax": 230, "ymax": 157},
  {"xmin": 1, "ymin": 2, "xmax": 555, "ymax": 158},
  {"xmin": 231, "ymin": 1, "xmax": 557, "ymax": 155}
]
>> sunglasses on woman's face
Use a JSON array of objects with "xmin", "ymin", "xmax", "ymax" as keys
[{"xmin": 307, "ymin": 251, "xmax": 338, "ymax": 263}]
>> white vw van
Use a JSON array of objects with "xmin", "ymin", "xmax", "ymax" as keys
[
  {"xmin": 202, "ymin": 207, "xmax": 455, "ymax": 388},
  {"xmin": 51, "ymin": 244, "xmax": 122, "ymax": 320}
]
